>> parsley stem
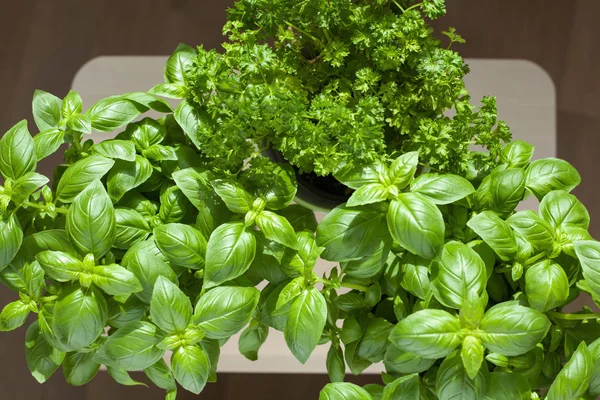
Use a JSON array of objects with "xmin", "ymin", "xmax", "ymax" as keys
[
  {"xmin": 405, "ymin": 2, "xmax": 423, "ymax": 13},
  {"xmin": 285, "ymin": 21, "xmax": 322, "ymax": 45},
  {"xmin": 23, "ymin": 201, "xmax": 68, "ymax": 214},
  {"xmin": 391, "ymin": 0, "xmax": 405, "ymax": 12},
  {"xmin": 548, "ymin": 312, "xmax": 600, "ymax": 321}
]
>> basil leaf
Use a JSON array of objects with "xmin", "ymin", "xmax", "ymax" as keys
[
  {"xmin": 506, "ymin": 210, "xmax": 555, "ymax": 251},
  {"xmin": 436, "ymin": 351, "xmax": 489, "ymax": 400},
  {"xmin": 525, "ymin": 158, "xmax": 581, "ymax": 200},
  {"xmin": 256, "ymin": 211, "xmax": 297, "ymax": 249},
  {"xmin": 525, "ymin": 260, "xmax": 569, "ymax": 312},
  {"xmin": 148, "ymin": 83, "xmax": 187, "ymax": 99},
  {"xmin": 204, "ymin": 222, "xmax": 256, "ymax": 288},
  {"xmin": 326, "ymin": 342, "xmax": 345, "ymax": 382},
  {"xmin": 387, "ymin": 193, "xmax": 444, "ymax": 260},
  {"xmin": 546, "ymin": 341, "xmax": 593, "ymax": 400},
  {"xmin": 90, "ymin": 140, "xmax": 136, "ymax": 161},
  {"xmin": 501, "ymin": 140, "xmax": 535, "ymax": 168},
  {"xmin": 67, "ymin": 114, "xmax": 92, "ymax": 134},
  {"xmin": 389, "ymin": 151, "xmax": 418, "ymax": 189},
  {"xmin": 144, "ymin": 359, "xmax": 177, "ymax": 398},
  {"xmin": 0, "ymin": 300, "xmax": 30, "ymax": 331},
  {"xmin": 56, "ymin": 155, "xmax": 114, "ymax": 203},
  {"xmin": 154, "ymin": 223, "xmax": 207, "ymax": 269},
  {"xmin": 0, "ymin": 214, "xmax": 23, "ymax": 271},
  {"xmin": 317, "ymin": 203, "xmax": 389, "ymax": 261},
  {"xmin": 94, "ymin": 321, "xmax": 164, "ymax": 370},
  {"xmin": 142, "ymin": 144, "xmax": 178, "ymax": 161},
  {"xmin": 92, "ymin": 264, "xmax": 142, "ymax": 296},
  {"xmin": 334, "ymin": 161, "xmax": 386, "ymax": 190},
  {"xmin": 461, "ymin": 335, "xmax": 485, "ymax": 379},
  {"xmin": 484, "ymin": 372, "xmax": 531, "ymax": 400},
  {"xmin": 277, "ymin": 204, "xmax": 318, "ymax": 232},
  {"xmin": 32, "ymin": 90, "xmax": 62, "ymax": 131},
  {"xmin": 61, "ymin": 90, "xmax": 83, "ymax": 118},
  {"xmin": 319, "ymin": 382, "xmax": 373, "ymax": 400},
  {"xmin": 433, "ymin": 242, "xmax": 487, "ymax": 309},
  {"xmin": 36, "ymin": 250, "xmax": 82, "ymax": 282},
  {"xmin": 11, "ymin": 172, "xmax": 49, "ymax": 205},
  {"xmin": 540, "ymin": 190, "xmax": 590, "ymax": 231},
  {"xmin": 239, "ymin": 321, "xmax": 269, "ymax": 361},
  {"xmin": 211, "ymin": 179, "xmax": 254, "ymax": 214},
  {"xmin": 164, "ymin": 43, "xmax": 195, "ymax": 85},
  {"xmin": 158, "ymin": 185, "xmax": 190, "ymax": 224},
  {"xmin": 66, "ymin": 179, "xmax": 116, "ymax": 258},
  {"xmin": 194, "ymin": 286, "xmax": 260, "ymax": 339},
  {"xmin": 347, "ymin": 183, "xmax": 389, "ymax": 207},
  {"xmin": 22, "ymin": 229, "xmax": 77, "ymax": 260},
  {"xmin": 85, "ymin": 95, "xmax": 142, "ymax": 132},
  {"xmin": 174, "ymin": 100, "xmax": 210, "ymax": 150},
  {"xmin": 171, "ymin": 344, "xmax": 210, "ymax": 395},
  {"xmin": 382, "ymin": 373, "xmax": 420, "ymax": 400},
  {"xmin": 25, "ymin": 321, "xmax": 65, "ymax": 383},
  {"xmin": 389, "ymin": 309, "xmax": 460, "ymax": 359},
  {"xmin": 114, "ymin": 208, "xmax": 151, "ymax": 250},
  {"xmin": 127, "ymin": 117, "xmax": 166, "ymax": 150},
  {"xmin": 480, "ymin": 302, "xmax": 551, "ymax": 356},
  {"xmin": 467, "ymin": 211, "xmax": 516, "ymax": 261},
  {"xmin": 410, "ymin": 173, "xmax": 475, "ymax": 205},
  {"xmin": 0, "ymin": 120, "xmax": 36, "ymax": 180},
  {"xmin": 384, "ymin": 344, "xmax": 436, "ymax": 374},
  {"xmin": 356, "ymin": 318, "xmax": 393, "ymax": 363},
  {"xmin": 400, "ymin": 254, "xmax": 432, "ymax": 300},
  {"xmin": 107, "ymin": 156, "xmax": 153, "ymax": 202},
  {"xmin": 488, "ymin": 168, "xmax": 526, "ymax": 217},
  {"xmin": 276, "ymin": 277, "xmax": 305, "ymax": 310},
  {"xmin": 106, "ymin": 366, "xmax": 147, "ymax": 387},
  {"xmin": 121, "ymin": 92, "xmax": 173, "ymax": 114},
  {"xmin": 574, "ymin": 240, "xmax": 600, "ymax": 297},
  {"xmin": 52, "ymin": 286, "xmax": 108, "ymax": 352},
  {"xmin": 62, "ymin": 351, "xmax": 100, "ymax": 386},
  {"xmin": 150, "ymin": 276, "xmax": 192, "ymax": 334},
  {"xmin": 284, "ymin": 287, "xmax": 327, "ymax": 364},
  {"xmin": 107, "ymin": 295, "xmax": 146, "ymax": 329},
  {"xmin": 33, "ymin": 128, "xmax": 65, "ymax": 161},
  {"xmin": 342, "ymin": 239, "xmax": 390, "ymax": 279},
  {"xmin": 122, "ymin": 240, "xmax": 178, "ymax": 304}
]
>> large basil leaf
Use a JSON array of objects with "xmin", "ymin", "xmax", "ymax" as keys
[
  {"xmin": 410, "ymin": 173, "xmax": 475, "ymax": 205},
  {"xmin": 484, "ymin": 372, "xmax": 531, "ymax": 400},
  {"xmin": 56, "ymin": 155, "xmax": 114, "ymax": 203},
  {"xmin": 317, "ymin": 203, "xmax": 389, "ymax": 261},
  {"xmin": 389, "ymin": 309, "xmax": 460, "ymax": 359},
  {"xmin": 256, "ymin": 211, "xmax": 297, "ymax": 249},
  {"xmin": 387, "ymin": 193, "xmax": 444, "ymax": 260},
  {"xmin": 107, "ymin": 156, "xmax": 153, "ymax": 202},
  {"xmin": 506, "ymin": 210, "xmax": 555, "ymax": 251},
  {"xmin": 33, "ymin": 128, "xmax": 65, "ymax": 161},
  {"xmin": 66, "ymin": 179, "xmax": 116, "ymax": 258},
  {"xmin": 540, "ymin": 190, "xmax": 589, "ymax": 230},
  {"xmin": 0, "ymin": 120, "xmax": 36, "ymax": 180},
  {"xmin": 85, "ymin": 95, "xmax": 142, "ymax": 132},
  {"xmin": 32, "ymin": 90, "xmax": 62, "ymax": 131},
  {"xmin": 174, "ymin": 100, "xmax": 210, "ymax": 150},
  {"xmin": 384, "ymin": 344, "xmax": 436, "ymax": 374},
  {"xmin": 284, "ymin": 287, "xmax": 327, "ymax": 364},
  {"xmin": 525, "ymin": 260, "xmax": 569, "ymax": 312},
  {"xmin": 546, "ymin": 341, "xmax": 593, "ymax": 400},
  {"xmin": 0, "ymin": 214, "xmax": 23, "ymax": 271},
  {"xmin": 574, "ymin": 240, "xmax": 600, "ymax": 297},
  {"xmin": 194, "ymin": 286, "xmax": 259, "ymax": 339},
  {"xmin": 151, "ymin": 276, "xmax": 192, "ymax": 334},
  {"xmin": 35, "ymin": 250, "xmax": 82, "ymax": 282},
  {"xmin": 488, "ymin": 168, "xmax": 526, "ymax": 217},
  {"xmin": 319, "ymin": 382, "xmax": 373, "ymax": 400},
  {"xmin": 25, "ymin": 321, "xmax": 65, "ymax": 383},
  {"xmin": 204, "ymin": 222, "xmax": 256, "ymax": 288},
  {"xmin": 525, "ymin": 158, "xmax": 581, "ymax": 200},
  {"xmin": 114, "ymin": 208, "xmax": 151, "ymax": 250},
  {"xmin": 467, "ymin": 211, "xmax": 516, "ymax": 261},
  {"xmin": 171, "ymin": 344, "xmax": 210, "ymax": 395},
  {"xmin": 94, "ymin": 321, "xmax": 164, "ymax": 371},
  {"xmin": 211, "ymin": 179, "xmax": 253, "ymax": 213},
  {"xmin": 154, "ymin": 223, "xmax": 207, "ymax": 269},
  {"xmin": 91, "ymin": 140, "xmax": 136, "ymax": 162},
  {"xmin": 436, "ymin": 351, "xmax": 489, "ymax": 400},
  {"xmin": 164, "ymin": 43, "xmax": 195, "ymax": 85},
  {"xmin": 92, "ymin": 264, "xmax": 142, "ymax": 296},
  {"xmin": 52, "ymin": 286, "xmax": 108, "ymax": 352},
  {"xmin": 382, "ymin": 373, "xmax": 420, "ymax": 400},
  {"xmin": 62, "ymin": 351, "xmax": 101, "ymax": 386},
  {"xmin": 480, "ymin": 302, "xmax": 551, "ymax": 356},
  {"xmin": 432, "ymin": 242, "xmax": 487, "ymax": 309}
]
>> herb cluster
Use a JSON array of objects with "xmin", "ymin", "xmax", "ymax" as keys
[{"xmin": 0, "ymin": 1, "xmax": 600, "ymax": 399}]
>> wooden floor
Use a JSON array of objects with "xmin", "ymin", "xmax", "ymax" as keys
[{"xmin": 0, "ymin": 0, "xmax": 599, "ymax": 398}]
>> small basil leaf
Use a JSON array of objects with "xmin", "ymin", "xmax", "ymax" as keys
[
  {"xmin": 525, "ymin": 260, "xmax": 569, "ymax": 312},
  {"xmin": 142, "ymin": 144, "xmax": 178, "ymax": 161},
  {"xmin": 400, "ymin": 254, "xmax": 432, "ymax": 300},
  {"xmin": 174, "ymin": 100, "xmax": 209, "ymax": 150},
  {"xmin": 238, "ymin": 321, "xmax": 269, "ymax": 361},
  {"xmin": 148, "ymin": 83, "xmax": 187, "ymax": 99},
  {"xmin": 107, "ymin": 156, "xmax": 153, "ymax": 202},
  {"xmin": 284, "ymin": 287, "xmax": 327, "ymax": 364},
  {"xmin": 171, "ymin": 344, "xmax": 210, "ymax": 395},
  {"xmin": 382, "ymin": 373, "xmax": 420, "ymax": 400},
  {"xmin": 276, "ymin": 277, "xmax": 305, "ymax": 310},
  {"xmin": 127, "ymin": 117, "xmax": 166, "ymax": 150},
  {"xmin": 256, "ymin": 211, "xmax": 297, "ymax": 249},
  {"xmin": 154, "ymin": 223, "xmax": 207, "ymax": 269},
  {"xmin": 410, "ymin": 173, "xmax": 475, "ymax": 205},
  {"xmin": 461, "ymin": 336, "xmax": 485, "ymax": 379},
  {"xmin": 211, "ymin": 179, "xmax": 253, "ymax": 214},
  {"xmin": 85, "ymin": 95, "xmax": 142, "ymax": 132},
  {"xmin": 388, "ymin": 152, "xmax": 419, "ymax": 189},
  {"xmin": 107, "ymin": 295, "xmax": 146, "ymax": 329},
  {"xmin": 90, "ymin": 140, "xmax": 136, "ymax": 161},
  {"xmin": 525, "ymin": 158, "xmax": 581, "ymax": 200},
  {"xmin": 540, "ymin": 190, "xmax": 590, "ymax": 231},
  {"xmin": 158, "ymin": 185, "xmax": 190, "ymax": 224},
  {"xmin": 61, "ymin": 90, "xmax": 83, "ymax": 118},
  {"xmin": 66, "ymin": 114, "xmax": 92, "ymax": 134},
  {"xmin": 56, "ymin": 155, "xmax": 114, "ymax": 203},
  {"xmin": 22, "ymin": 230, "xmax": 77, "ymax": 260},
  {"xmin": 483, "ymin": 372, "xmax": 531, "ymax": 400},
  {"xmin": 467, "ymin": 211, "xmax": 516, "ymax": 261},
  {"xmin": 506, "ymin": 210, "xmax": 555, "ymax": 251},
  {"xmin": 356, "ymin": 318, "xmax": 393, "ymax": 363},
  {"xmin": 10, "ymin": 172, "xmax": 49, "ymax": 205},
  {"xmin": 164, "ymin": 44, "xmax": 196, "ymax": 85},
  {"xmin": 334, "ymin": 161, "xmax": 386, "ymax": 190},
  {"xmin": 36, "ymin": 250, "xmax": 82, "ymax": 282},
  {"xmin": 106, "ymin": 366, "xmax": 147, "ymax": 386},
  {"xmin": 488, "ymin": 168, "xmax": 526, "ymax": 217},
  {"xmin": 326, "ymin": 342, "xmax": 345, "ymax": 382},
  {"xmin": 277, "ymin": 204, "xmax": 318, "ymax": 232},
  {"xmin": 0, "ymin": 300, "xmax": 30, "ymax": 331},
  {"xmin": 0, "ymin": 120, "xmax": 37, "ymax": 180},
  {"xmin": 62, "ymin": 351, "xmax": 101, "ymax": 386},
  {"xmin": 546, "ymin": 341, "xmax": 593, "ymax": 400},
  {"xmin": 253, "ymin": 163, "xmax": 297, "ymax": 210},
  {"xmin": 501, "ymin": 140, "xmax": 535, "ymax": 168},
  {"xmin": 150, "ymin": 276, "xmax": 192, "ymax": 334},
  {"xmin": 114, "ymin": 208, "xmax": 151, "ymax": 250},
  {"xmin": 33, "ymin": 128, "xmax": 65, "ymax": 161},
  {"xmin": 32, "ymin": 90, "xmax": 62, "ymax": 131},
  {"xmin": 384, "ymin": 344, "xmax": 436, "ymax": 374},
  {"xmin": 25, "ymin": 321, "xmax": 65, "ymax": 383},
  {"xmin": 574, "ymin": 240, "xmax": 600, "ymax": 298},
  {"xmin": 347, "ymin": 183, "xmax": 388, "ymax": 207},
  {"xmin": 144, "ymin": 359, "xmax": 177, "ymax": 397},
  {"xmin": 319, "ymin": 382, "xmax": 373, "ymax": 400},
  {"xmin": 0, "ymin": 214, "xmax": 24, "ymax": 271},
  {"xmin": 92, "ymin": 264, "xmax": 143, "ymax": 296},
  {"xmin": 436, "ymin": 351, "xmax": 489, "ymax": 400}
]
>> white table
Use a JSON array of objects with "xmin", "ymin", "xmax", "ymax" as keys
[{"xmin": 73, "ymin": 57, "xmax": 556, "ymax": 373}]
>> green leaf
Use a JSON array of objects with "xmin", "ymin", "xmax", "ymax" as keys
[
  {"xmin": 239, "ymin": 321, "xmax": 269, "ymax": 361},
  {"xmin": 467, "ymin": 211, "xmax": 516, "ymax": 261},
  {"xmin": 107, "ymin": 295, "xmax": 146, "ymax": 329},
  {"xmin": 255, "ymin": 163, "xmax": 297, "ymax": 210},
  {"xmin": 94, "ymin": 321, "xmax": 164, "ymax": 371},
  {"xmin": 319, "ymin": 382, "xmax": 373, "ymax": 400},
  {"xmin": 387, "ymin": 193, "xmax": 444, "ymax": 260},
  {"xmin": 0, "ymin": 300, "xmax": 30, "ymax": 331},
  {"xmin": 326, "ymin": 342, "xmax": 345, "ymax": 382},
  {"xmin": 36, "ymin": 250, "xmax": 82, "ymax": 282},
  {"xmin": 347, "ymin": 183, "xmax": 389, "ymax": 207},
  {"xmin": 22, "ymin": 229, "xmax": 77, "ymax": 260},
  {"xmin": 204, "ymin": 222, "xmax": 256, "ymax": 287},
  {"xmin": 0, "ymin": 214, "xmax": 23, "ymax": 271},
  {"xmin": 256, "ymin": 211, "xmax": 297, "ymax": 249},
  {"xmin": 171, "ymin": 344, "xmax": 210, "ymax": 395},
  {"xmin": 121, "ymin": 92, "xmax": 173, "ymax": 114},
  {"xmin": 461, "ymin": 336, "xmax": 485, "ymax": 379},
  {"xmin": 488, "ymin": 168, "xmax": 526, "ymax": 217},
  {"xmin": 484, "ymin": 372, "xmax": 531, "ymax": 400},
  {"xmin": 25, "ymin": 321, "xmax": 65, "ymax": 383},
  {"xmin": 33, "ymin": 128, "xmax": 65, "ymax": 161},
  {"xmin": 0, "ymin": 120, "xmax": 36, "ymax": 180},
  {"xmin": 148, "ymin": 83, "xmax": 187, "ymax": 99},
  {"xmin": 525, "ymin": 158, "xmax": 581, "ymax": 200},
  {"xmin": 317, "ymin": 203, "xmax": 389, "ymax": 261},
  {"xmin": 144, "ymin": 359, "xmax": 177, "ymax": 397},
  {"xmin": 10, "ymin": 172, "xmax": 49, "ymax": 205},
  {"xmin": 410, "ymin": 173, "xmax": 475, "ymax": 205},
  {"xmin": 142, "ymin": 144, "xmax": 178, "ymax": 161},
  {"xmin": 540, "ymin": 190, "xmax": 590, "ymax": 231},
  {"xmin": 67, "ymin": 114, "xmax": 92, "ymax": 134},
  {"xmin": 107, "ymin": 156, "xmax": 153, "ymax": 202},
  {"xmin": 52, "ymin": 286, "xmax": 108, "ymax": 352},
  {"xmin": 356, "ymin": 318, "xmax": 393, "ymax": 363},
  {"xmin": 93, "ymin": 264, "xmax": 143, "ymax": 296},
  {"xmin": 546, "ymin": 341, "xmax": 593, "ymax": 400},
  {"xmin": 211, "ymin": 179, "xmax": 253, "ymax": 213},
  {"xmin": 574, "ymin": 240, "xmax": 600, "ymax": 298},
  {"xmin": 127, "ymin": 117, "xmax": 166, "ymax": 150},
  {"xmin": 164, "ymin": 44, "xmax": 196, "ymax": 85},
  {"xmin": 150, "ymin": 276, "xmax": 192, "ymax": 334},
  {"xmin": 56, "ymin": 155, "xmax": 115, "ymax": 203},
  {"xmin": 436, "ymin": 351, "xmax": 489, "ymax": 400},
  {"xmin": 334, "ymin": 161, "xmax": 386, "ymax": 190},
  {"xmin": 284, "ymin": 287, "xmax": 327, "ymax": 364},
  {"xmin": 154, "ymin": 223, "xmax": 207, "ymax": 269},
  {"xmin": 194, "ymin": 286, "xmax": 260, "ymax": 339},
  {"xmin": 506, "ymin": 210, "xmax": 555, "ymax": 251},
  {"xmin": 106, "ymin": 366, "xmax": 147, "ymax": 386},
  {"xmin": 158, "ymin": 185, "xmax": 190, "ymax": 224},
  {"xmin": 389, "ymin": 309, "xmax": 461, "ymax": 359},
  {"xmin": 400, "ymin": 254, "xmax": 432, "ymax": 300},
  {"xmin": 114, "ymin": 208, "xmax": 151, "ymax": 250},
  {"xmin": 501, "ymin": 140, "xmax": 535, "ymax": 168},
  {"xmin": 276, "ymin": 277, "xmax": 306, "ymax": 310},
  {"xmin": 66, "ymin": 179, "xmax": 116, "ymax": 258},
  {"xmin": 85, "ymin": 95, "xmax": 142, "ymax": 132},
  {"xmin": 525, "ymin": 260, "xmax": 569, "ymax": 312},
  {"xmin": 174, "ymin": 100, "xmax": 211, "ymax": 150},
  {"xmin": 382, "ymin": 373, "xmax": 420, "ymax": 400},
  {"xmin": 32, "ymin": 90, "xmax": 62, "ymax": 131},
  {"xmin": 277, "ymin": 204, "xmax": 318, "ymax": 232},
  {"xmin": 91, "ymin": 140, "xmax": 136, "ymax": 161},
  {"xmin": 62, "ymin": 351, "xmax": 100, "ymax": 386},
  {"xmin": 383, "ymin": 345, "xmax": 436, "ymax": 374},
  {"xmin": 61, "ymin": 90, "xmax": 83, "ymax": 118},
  {"xmin": 388, "ymin": 151, "xmax": 419, "ymax": 189},
  {"xmin": 480, "ymin": 302, "xmax": 551, "ymax": 356}
]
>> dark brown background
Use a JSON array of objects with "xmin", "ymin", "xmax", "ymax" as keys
[{"xmin": 0, "ymin": 0, "xmax": 598, "ymax": 398}]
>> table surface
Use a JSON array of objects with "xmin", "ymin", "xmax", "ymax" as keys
[{"xmin": 73, "ymin": 56, "xmax": 556, "ymax": 373}]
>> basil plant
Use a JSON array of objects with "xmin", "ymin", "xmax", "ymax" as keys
[{"xmin": 1, "ymin": 1, "xmax": 600, "ymax": 400}]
